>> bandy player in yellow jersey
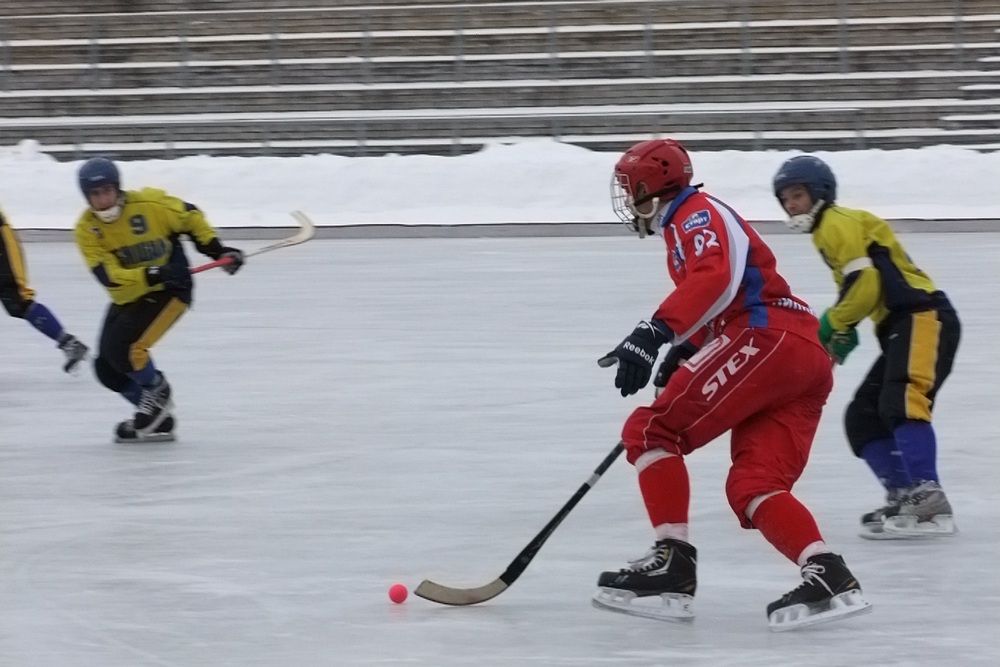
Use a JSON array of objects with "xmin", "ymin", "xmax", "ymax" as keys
[
  {"xmin": 74, "ymin": 157, "xmax": 244, "ymax": 443},
  {"xmin": 1, "ymin": 208, "xmax": 88, "ymax": 371},
  {"xmin": 773, "ymin": 155, "xmax": 960, "ymax": 540}
]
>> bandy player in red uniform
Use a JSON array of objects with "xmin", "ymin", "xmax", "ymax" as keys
[{"xmin": 593, "ymin": 139, "xmax": 871, "ymax": 631}]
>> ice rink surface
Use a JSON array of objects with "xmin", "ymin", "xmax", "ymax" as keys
[{"xmin": 1, "ymin": 233, "xmax": 998, "ymax": 666}]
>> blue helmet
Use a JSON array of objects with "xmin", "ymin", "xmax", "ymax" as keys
[
  {"xmin": 78, "ymin": 157, "xmax": 121, "ymax": 197},
  {"xmin": 772, "ymin": 155, "xmax": 837, "ymax": 205}
]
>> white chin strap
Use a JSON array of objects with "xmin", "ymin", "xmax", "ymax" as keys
[
  {"xmin": 635, "ymin": 217, "xmax": 654, "ymax": 239},
  {"xmin": 634, "ymin": 197, "xmax": 672, "ymax": 238},
  {"xmin": 92, "ymin": 200, "xmax": 123, "ymax": 222},
  {"xmin": 90, "ymin": 192, "xmax": 125, "ymax": 222},
  {"xmin": 784, "ymin": 199, "xmax": 826, "ymax": 233}
]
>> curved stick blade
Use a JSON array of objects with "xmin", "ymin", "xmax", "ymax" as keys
[
  {"xmin": 247, "ymin": 211, "xmax": 316, "ymax": 257},
  {"xmin": 414, "ymin": 578, "xmax": 509, "ymax": 606},
  {"xmin": 288, "ymin": 211, "xmax": 316, "ymax": 243}
]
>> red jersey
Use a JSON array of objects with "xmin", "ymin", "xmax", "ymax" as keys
[{"xmin": 651, "ymin": 187, "xmax": 818, "ymax": 345}]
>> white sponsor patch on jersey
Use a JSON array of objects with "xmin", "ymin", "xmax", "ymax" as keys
[
  {"xmin": 685, "ymin": 334, "xmax": 730, "ymax": 371},
  {"xmin": 681, "ymin": 210, "xmax": 711, "ymax": 233},
  {"xmin": 701, "ymin": 337, "xmax": 760, "ymax": 401}
]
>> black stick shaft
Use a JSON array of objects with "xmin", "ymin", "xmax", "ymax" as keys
[{"xmin": 498, "ymin": 441, "xmax": 624, "ymax": 585}]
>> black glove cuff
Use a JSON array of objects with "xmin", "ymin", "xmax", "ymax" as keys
[
  {"xmin": 145, "ymin": 266, "xmax": 164, "ymax": 286},
  {"xmin": 641, "ymin": 318, "xmax": 674, "ymax": 346},
  {"xmin": 197, "ymin": 237, "xmax": 226, "ymax": 260},
  {"xmin": 674, "ymin": 340, "xmax": 699, "ymax": 360}
]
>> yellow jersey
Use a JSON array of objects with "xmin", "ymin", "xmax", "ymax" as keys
[
  {"xmin": 812, "ymin": 205, "xmax": 944, "ymax": 330},
  {"xmin": 74, "ymin": 187, "xmax": 221, "ymax": 305}
]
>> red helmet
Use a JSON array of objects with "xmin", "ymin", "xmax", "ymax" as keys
[{"xmin": 611, "ymin": 139, "xmax": 694, "ymax": 236}]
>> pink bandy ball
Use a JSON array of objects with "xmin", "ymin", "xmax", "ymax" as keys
[{"xmin": 388, "ymin": 583, "xmax": 408, "ymax": 604}]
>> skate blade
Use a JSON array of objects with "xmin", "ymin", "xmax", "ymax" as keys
[
  {"xmin": 858, "ymin": 523, "xmax": 914, "ymax": 540},
  {"xmin": 115, "ymin": 432, "xmax": 176, "ymax": 444},
  {"xmin": 591, "ymin": 588, "xmax": 694, "ymax": 623},
  {"xmin": 768, "ymin": 589, "xmax": 872, "ymax": 632},
  {"xmin": 135, "ymin": 399, "xmax": 175, "ymax": 436},
  {"xmin": 882, "ymin": 514, "xmax": 956, "ymax": 537},
  {"xmin": 65, "ymin": 359, "xmax": 87, "ymax": 376}
]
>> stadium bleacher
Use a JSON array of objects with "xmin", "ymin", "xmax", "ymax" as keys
[{"xmin": 1, "ymin": 0, "xmax": 998, "ymax": 158}]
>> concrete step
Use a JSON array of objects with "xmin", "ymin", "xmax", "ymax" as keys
[
  {"xmin": 4, "ymin": 46, "xmax": 997, "ymax": 91},
  {"xmin": 3, "ymin": 100, "xmax": 997, "ymax": 151},
  {"xmin": 0, "ymin": 72, "xmax": 994, "ymax": 117},
  {"xmin": 22, "ymin": 126, "xmax": 1000, "ymax": 161},
  {"xmin": 3, "ymin": 0, "xmax": 999, "ymax": 34},
  {"xmin": 6, "ymin": 20, "xmax": 1000, "ymax": 64}
]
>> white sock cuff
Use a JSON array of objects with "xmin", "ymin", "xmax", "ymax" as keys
[
  {"xmin": 745, "ymin": 490, "xmax": 784, "ymax": 521},
  {"xmin": 796, "ymin": 541, "xmax": 831, "ymax": 567},
  {"xmin": 653, "ymin": 522, "xmax": 689, "ymax": 542},
  {"xmin": 635, "ymin": 448, "xmax": 676, "ymax": 474}
]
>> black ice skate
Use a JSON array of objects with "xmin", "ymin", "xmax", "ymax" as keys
[
  {"xmin": 858, "ymin": 487, "xmax": 905, "ymax": 540},
  {"xmin": 882, "ymin": 480, "xmax": 956, "ymax": 537},
  {"xmin": 115, "ymin": 415, "xmax": 176, "ymax": 443},
  {"xmin": 57, "ymin": 333, "xmax": 89, "ymax": 374},
  {"xmin": 767, "ymin": 553, "xmax": 872, "ymax": 631},
  {"xmin": 592, "ymin": 538, "xmax": 697, "ymax": 622},
  {"xmin": 133, "ymin": 372, "xmax": 174, "ymax": 434}
]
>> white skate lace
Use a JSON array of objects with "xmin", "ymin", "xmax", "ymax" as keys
[
  {"xmin": 137, "ymin": 392, "xmax": 158, "ymax": 416},
  {"xmin": 902, "ymin": 481, "xmax": 942, "ymax": 506},
  {"xmin": 624, "ymin": 545, "xmax": 668, "ymax": 573},
  {"xmin": 785, "ymin": 562, "xmax": 833, "ymax": 599},
  {"xmin": 137, "ymin": 378, "xmax": 166, "ymax": 416}
]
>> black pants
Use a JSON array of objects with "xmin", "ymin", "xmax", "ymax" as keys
[
  {"xmin": 844, "ymin": 306, "xmax": 961, "ymax": 456},
  {"xmin": 0, "ymin": 216, "xmax": 36, "ymax": 318},
  {"xmin": 93, "ymin": 290, "xmax": 188, "ymax": 394}
]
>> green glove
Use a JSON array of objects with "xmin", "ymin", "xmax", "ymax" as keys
[
  {"xmin": 818, "ymin": 311, "xmax": 858, "ymax": 364},
  {"xmin": 828, "ymin": 329, "xmax": 859, "ymax": 364}
]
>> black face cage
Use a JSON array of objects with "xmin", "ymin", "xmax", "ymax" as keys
[
  {"xmin": 611, "ymin": 172, "xmax": 666, "ymax": 237},
  {"xmin": 610, "ymin": 172, "xmax": 640, "ymax": 231}
]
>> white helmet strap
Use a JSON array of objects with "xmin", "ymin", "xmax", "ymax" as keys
[
  {"xmin": 785, "ymin": 198, "xmax": 826, "ymax": 233},
  {"xmin": 92, "ymin": 193, "xmax": 124, "ymax": 223}
]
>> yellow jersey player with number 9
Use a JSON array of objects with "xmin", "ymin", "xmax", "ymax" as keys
[
  {"xmin": 773, "ymin": 155, "xmax": 960, "ymax": 540},
  {"xmin": 74, "ymin": 157, "xmax": 245, "ymax": 443}
]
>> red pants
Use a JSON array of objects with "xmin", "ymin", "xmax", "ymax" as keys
[{"xmin": 622, "ymin": 326, "xmax": 833, "ymax": 527}]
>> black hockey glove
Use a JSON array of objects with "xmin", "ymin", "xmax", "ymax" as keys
[
  {"xmin": 653, "ymin": 341, "xmax": 699, "ymax": 397},
  {"xmin": 145, "ymin": 263, "xmax": 192, "ymax": 290},
  {"xmin": 218, "ymin": 247, "xmax": 245, "ymax": 275},
  {"xmin": 598, "ymin": 319, "xmax": 673, "ymax": 397}
]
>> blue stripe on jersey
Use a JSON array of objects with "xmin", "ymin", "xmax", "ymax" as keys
[
  {"xmin": 658, "ymin": 186, "xmax": 700, "ymax": 229},
  {"xmin": 706, "ymin": 194, "xmax": 769, "ymax": 327},
  {"xmin": 742, "ymin": 266, "xmax": 769, "ymax": 327},
  {"xmin": 705, "ymin": 194, "xmax": 744, "ymax": 226}
]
